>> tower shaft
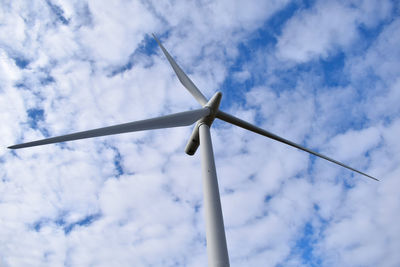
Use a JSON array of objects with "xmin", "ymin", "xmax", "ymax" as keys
[{"xmin": 199, "ymin": 123, "xmax": 230, "ymax": 267}]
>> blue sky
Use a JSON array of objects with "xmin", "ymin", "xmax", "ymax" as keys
[{"xmin": 1, "ymin": 0, "xmax": 400, "ymax": 266}]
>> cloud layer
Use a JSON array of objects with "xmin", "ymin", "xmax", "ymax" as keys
[{"xmin": 1, "ymin": 0, "xmax": 399, "ymax": 266}]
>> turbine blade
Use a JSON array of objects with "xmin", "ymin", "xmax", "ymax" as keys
[
  {"xmin": 216, "ymin": 111, "xmax": 379, "ymax": 181},
  {"xmin": 9, "ymin": 108, "xmax": 210, "ymax": 149},
  {"xmin": 152, "ymin": 34, "xmax": 208, "ymax": 106}
]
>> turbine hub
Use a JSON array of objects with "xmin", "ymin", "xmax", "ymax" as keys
[
  {"xmin": 200, "ymin": 91, "xmax": 222, "ymax": 127},
  {"xmin": 185, "ymin": 92, "xmax": 222, "ymax": 155}
]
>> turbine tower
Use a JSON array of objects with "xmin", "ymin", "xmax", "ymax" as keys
[{"xmin": 9, "ymin": 34, "xmax": 378, "ymax": 267}]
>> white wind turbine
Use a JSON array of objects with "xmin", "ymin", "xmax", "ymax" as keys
[{"xmin": 9, "ymin": 34, "xmax": 378, "ymax": 267}]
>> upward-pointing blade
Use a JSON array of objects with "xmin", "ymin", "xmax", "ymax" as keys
[
  {"xmin": 152, "ymin": 34, "xmax": 208, "ymax": 106},
  {"xmin": 9, "ymin": 108, "xmax": 210, "ymax": 149},
  {"xmin": 216, "ymin": 110, "xmax": 379, "ymax": 181}
]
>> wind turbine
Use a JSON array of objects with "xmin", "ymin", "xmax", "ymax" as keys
[{"xmin": 9, "ymin": 34, "xmax": 378, "ymax": 267}]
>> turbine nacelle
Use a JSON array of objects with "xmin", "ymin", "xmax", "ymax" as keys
[{"xmin": 185, "ymin": 92, "xmax": 222, "ymax": 155}]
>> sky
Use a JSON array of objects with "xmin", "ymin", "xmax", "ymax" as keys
[{"xmin": 1, "ymin": 0, "xmax": 399, "ymax": 266}]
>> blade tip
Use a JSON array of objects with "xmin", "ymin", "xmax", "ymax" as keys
[
  {"xmin": 8, "ymin": 144, "xmax": 25, "ymax": 149},
  {"xmin": 152, "ymin": 33, "xmax": 160, "ymax": 43},
  {"xmin": 8, "ymin": 143, "xmax": 29, "ymax": 149},
  {"xmin": 365, "ymin": 174, "xmax": 379, "ymax": 182}
]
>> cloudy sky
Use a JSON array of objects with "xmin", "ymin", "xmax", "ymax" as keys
[{"xmin": 1, "ymin": 0, "xmax": 399, "ymax": 266}]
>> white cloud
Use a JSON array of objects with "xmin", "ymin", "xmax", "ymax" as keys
[
  {"xmin": 276, "ymin": 0, "xmax": 393, "ymax": 63},
  {"xmin": 326, "ymin": 126, "xmax": 381, "ymax": 161},
  {"xmin": 78, "ymin": 1, "xmax": 156, "ymax": 66}
]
